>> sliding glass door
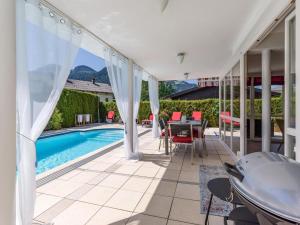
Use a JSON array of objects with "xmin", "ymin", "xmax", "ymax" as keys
[{"xmin": 284, "ymin": 11, "xmax": 296, "ymax": 159}]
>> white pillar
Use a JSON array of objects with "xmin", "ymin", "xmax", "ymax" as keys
[
  {"xmin": 0, "ymin": 0, "xmax": 16, "ymax": 224},
  {"xmin": 240, "ymin": 54, "xmax": 246, "ymax": 156},
  {"xmin": 219, "ymin": 78, "xmax": 222, "ymax": 138},
  {"xmin": 296, "ymin": 4, "xmax": 300, "ymax": 162},
  {"xmin": 261, "ymin": 49, "xmax": 271, "ymax": 152},
  {"xmin": 127, "ymin": 59, "xmax": 134, "ymax": 156}
]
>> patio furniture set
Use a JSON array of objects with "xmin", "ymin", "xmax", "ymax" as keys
[{"xmin": 156, "ymin": 111, "xmax": 209, "ymax": 164}]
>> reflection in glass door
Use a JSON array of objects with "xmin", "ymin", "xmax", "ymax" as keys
[{"xmin": 284, "ymin": 11, "xmax": 296, "ymax": 159}]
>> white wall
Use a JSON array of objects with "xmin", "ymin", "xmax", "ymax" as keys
[
  {"xmin": 0, "ymin": 0, "xmax": 16, "ymax": 224},
  {"xmin": 98, "ymin": 93, "xmax": 114, "ymax": 102},
  {"xmin": 296, "ymin": 3, "xmax": 300, "ymax": 162}
]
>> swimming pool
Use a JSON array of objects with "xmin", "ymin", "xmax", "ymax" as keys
[{"xmin": 36, "ymin": 129, "xmax": 124, "ymax": 174}]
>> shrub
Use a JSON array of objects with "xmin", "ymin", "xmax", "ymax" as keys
[
  {"xmin": 48, "ymin": 89, "xmax": 99, "ymax": 128},
  {"xmin": 46, "ymin": 108, "xmax": 63, "ymax": 130},
  {"xmin": 101, "ymin": 97, "xmax": 283, "ymax": 127}
]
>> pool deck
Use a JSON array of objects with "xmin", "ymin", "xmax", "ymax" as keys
[{"xmin": 33, "ymin": 127, "xmax": 235, "ymax": 225}]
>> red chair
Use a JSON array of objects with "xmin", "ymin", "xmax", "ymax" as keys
[
  {"xmin": 192, "ymin": 111, "xmax": 202, "ymax": 121},
  {"xmin": 169, "ymin": 123, "xmax": 195, "ymax": 164},
  {"xmin": 142, "ymin": 114, "xmax": 153, "ymax": 127},
  {"xmin": 106, "ymin": 111, "xmax": 115, "ymax": 123},
  {"xmin": 220, "ymin": 112, "xmax": 240, "ymax": 127},
  {"xmin": 170, "ymin": 112, "xmax": 182, "ymax": 122}
]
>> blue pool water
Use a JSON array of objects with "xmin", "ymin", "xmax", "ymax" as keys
[{"xmin": 36, "ymin": 129, "xmax": 124, "ymax": 174}]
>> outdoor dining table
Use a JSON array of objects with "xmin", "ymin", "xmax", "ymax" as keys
[{"xmin": 164, "ymin": 120, "xmax": 203, "ymax": 155}]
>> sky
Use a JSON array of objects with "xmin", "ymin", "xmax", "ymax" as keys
[{"xmin": 73, "ymin": 48, "xmax": 106, "ymax": 71}]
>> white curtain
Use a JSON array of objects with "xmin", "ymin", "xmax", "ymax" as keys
[
  {"xmin": 104, "ymin": 48, "xmax": 131, "ymax": 157},
  {"xmin": 133, "ymin": 65, "xmax": 143, "ymax": 155},
  {"xmin": 16, "ymin": 0, "xmax": 81, "ymax": 224},
  {"xmin": 148, "ymin": 75, "xmax": 160, "ymax": 138}
]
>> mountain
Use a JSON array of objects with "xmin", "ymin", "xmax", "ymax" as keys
[
  {"xmin": 69, "ymin": 65, "xmax": 197, "ymax": 93},
  {"xmin": 69, "ymin": 65, "xmax": 110, "ymax": 85},
  {"xmin": 165, "ymin": 80, "xmax": 197, "ymax": 93}
]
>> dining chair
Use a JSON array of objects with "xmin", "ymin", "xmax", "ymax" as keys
[
  {"xmin": 158, "ymin": 119, "xmax": 166, "ymax": 151},
  {"xmin": 170, "ymin": 112, "xmax": 182, "ymax": 121},
  {"xmin": 106, "ymin": 111, "xmax": 115, "ymax": 123},
  {"xmin": 191, "ymin": 111, "xmax": 202, "ymax": 121},
  {"xmin": 169, "ymin": 123, "xmax": 195, "ymax": 164}
]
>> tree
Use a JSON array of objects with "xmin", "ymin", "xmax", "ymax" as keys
[
  {"xmin": 140, "ymin": 80, "xmax": 149, "ymax": 101},
  {"xmin": 159, "ymin": 81, "xmax": 174, "ymax": 99},
  {"xmin": 140, "ymin": 80, "xmax": 175, "ymax": 100}
]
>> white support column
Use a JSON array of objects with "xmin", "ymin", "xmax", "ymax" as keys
[
  {"xmin": 219, "ymin": 78, "xmax": 221, "ymax": 138},
  {"xmin": 261, "ymin": 49, "xmax": 271, "ymax": 152},
  {"xmin": 0, "ymin": 0, "xmax": 16, "ymax": 224},
  {"xmin": 240, "ymin": 54, "xmax": 246, "ymax": 156},
  {"xmin": 128, "ymin": 59, "xmax": 134, "ymax": 156},
  {"xmin": 296, "ymin": 4, "xmax": 300, "ymax": 162},
  {"xmin": 230, "ymin": 70, "xmax": 233, "ymax": 150}
]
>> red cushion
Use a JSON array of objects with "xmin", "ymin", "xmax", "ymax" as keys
[
  {"xmin": 233, "ymin": 121, "xmax": 240, "ymax": 127},
  {"xmin": 172, "ymin": 136, "xmax": 193, "ymax": 143},
  {"xmin": 149, "ymin": 114, "xmax": 154, "ymax": 120},
  {"xmin": 107, "ymin": 111, "xmax": 115, "ymax": 119},
  {"xmin": 220, "ymin": 111, "xmax": 231, "ymax": 124},
  {"xmin": 171, "ymin": 112, "xmax": 182, "ymax": 121},
  {"xmin": 192, "ymin": 112, "xmax": 202, "ymax": 121}
]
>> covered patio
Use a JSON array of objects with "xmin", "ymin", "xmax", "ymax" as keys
[
  {"xmin": 0, "ymin": 0, "xmax": 300, "ymax": 225},
  {"xmin": 33, "ymin": 128, "xmax": 234, "ymax": 225}
]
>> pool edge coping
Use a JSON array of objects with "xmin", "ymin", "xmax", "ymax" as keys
[{"xmin": 36, "ymin": 128, "xmax": 151, "ymax": 188}]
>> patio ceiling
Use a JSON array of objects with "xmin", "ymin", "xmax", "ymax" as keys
[{"xmin": 46, "ymin": 0, "xmax": 290, "ymax": 80}]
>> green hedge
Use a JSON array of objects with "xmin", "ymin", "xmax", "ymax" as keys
[
  {"xmin": 52, "ymin": 89, "xmax": 99, "ymax": 128},
  {"xmin": 102, "ymin": 97, "xmax": 283, "ymax": 127},
  {"xmin": 49, "ymin": 92, "xmax": 283, "ymax": 129}
]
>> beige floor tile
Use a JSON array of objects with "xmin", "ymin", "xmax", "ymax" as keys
[
  {"xmin": 106, "ymin": 190, "xmax": 144, "ymax": 211},
  {"xmin": 66, "ymin": 184, "xmax": 94, "ymax": 200},
  {"xmin": 86, "ymin": 207, "xmax": 131, "ymax": 225},
  {"xmin": 169, "ymin": 198, "xmax": 202, "ymax": 225},
  {"xmin": 34, "ymin": 194, "xmax": 62, "ymax": 218},
  {"xmin": 167, "ymin": 220, "xmax": 194, "ymax": 225},
  {"xmin": 179, "ymin": 170, "xmax": 199, "ymax": 183},
  {"xmin": 135, "ymin": 194, "xmax": 173, "ymax": 218},
  {"xmin": 156, "ymin": 168, "xmax": 180, "ymax": 181},
  {"xmin": 87, "ymin": 172, "xmax": 109, "ymax": 185},
  {"xmin": 146, "ymin": 179, "xmax": 177, "ymax": 197},
  {"xmin": 142, "ymin": 161, "xmax": 163, "ymax": 170},
  {"xmin": 35, "ymin": 199, "xmax": 74, "ymax": 223},
  {"xmin": 134, "ymin": 166, "xmax": 160, "ymax": 178},
  {"xmin": 114, "ymin": 164, "xmax": 141, "ymax": 175},
  {"xmin": 52, "ymin": 201, "xmax": 99, "ymax": 225},
  {"xmin": 127, "ymin": 214, "xmax": 167, "ymax": 225},
  {"xmin": 80, "ymin": 185, "xmax": 117, "ymax": 205},
  {"xmin": 121, "ymin": 177, "xmax": 152, "ymax": 193},
  {"xmin": 94, "ymin": 155, "xmax": 121, "ymax": 164},
  {"xmin": 89, "ymin": 162, "xmax": 115, "ymax": 172},
  {"xmin": 99, "ymin": 174, "xmax": 129, "ymax": 188},
  {"xmin": 58, "ymin": 170, "xmax": 82, "ymax": 181},
  {"xmin": 80, "ymin": 161, "xmax": 97, "ymax": 170},
  {"xmin": 68, "ymin": 171, "xmax": 99, "ymax": 183},
  {"xmin": 175, "ymin": 183, "xmax": 200, "ymax": 201},
  {"xmin": 37, "ymin": 180, "xmax": 83, "ymax": 197}
]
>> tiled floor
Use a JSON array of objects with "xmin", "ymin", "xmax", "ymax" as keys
[{"xmin": 34, "ymin": 128, "xmax": 236, "ymax": 225}]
